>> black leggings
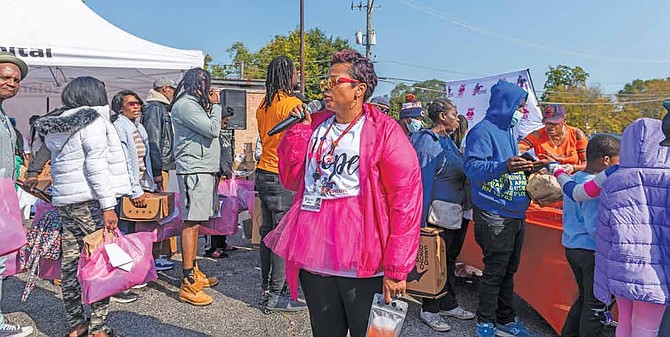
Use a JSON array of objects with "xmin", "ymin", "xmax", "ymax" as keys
[{"xmin": 299, "ymin": 270, "xmax": 383, "ymax": 337}]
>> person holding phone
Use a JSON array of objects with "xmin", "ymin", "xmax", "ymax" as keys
[
  {"xmin": 464, "ymin": 80, "xmax": 542, "ymax": 337},
  {"xmin": 263, "ymin": 49, "xmax": 422, "ymax": 337},
  {"xmin": 518, "ymin": 104, "xmax": 588, "ymax": 174},
  {"xmin": 171, "ymin": 68, "xmax": 221, "ymax": 306}
]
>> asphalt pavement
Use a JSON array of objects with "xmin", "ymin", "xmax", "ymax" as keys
[{"xmin": 3, "ymin": 234, "xmax": 562, "ymax": 337}]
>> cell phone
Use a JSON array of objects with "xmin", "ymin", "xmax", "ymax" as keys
[{"xmin": 520, "ymin": 151, "xmax": 538, "ymax": 162}]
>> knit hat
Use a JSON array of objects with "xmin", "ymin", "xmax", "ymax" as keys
[
  {"xmin": 399, "ymin": 101, "xmax": 425, "ymax": 119},
  {"xmin": 0, "ymin": 52, "xmax": 28, "ymax": 80}
]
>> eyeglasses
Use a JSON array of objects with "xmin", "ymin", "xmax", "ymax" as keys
[
  {"xmin": 320, "ymin": 76, "xmax": 360, "ymax": 90},
  {"xmin": 125, "ymin": 101, "xmax": 142, "ymax": 108}
]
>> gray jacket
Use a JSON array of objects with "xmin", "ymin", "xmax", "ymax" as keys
[
  {"xmin": 0, "ymin": 107, "xmax": 17, "ymax": 179},
  {"xmin": 142, "ymin": 89, "xmax": 175, "ymax": 176},
  {"xmin": 113, "ymin": 114, "xmax": 156, "ymax": 198},
  {"xmin": 172, "ymin": 94, "xmax": 221, "ymax": 175}
]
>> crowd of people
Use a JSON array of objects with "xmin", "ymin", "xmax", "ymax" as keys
[{"xmin": 1, "ymin": 45, "xmax": 670, "ymax": 337}]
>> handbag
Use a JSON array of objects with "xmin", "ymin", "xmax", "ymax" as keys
[
  {"xmin": 119, "ymin": 192, "xmax": 176, "ymax": 221},
  {"xmin": 427, "ymin": 200, "xmax": 463, "ymax": 230},
  {"xmin": 78, "ymin": 230, "xmax": 157, "ymax": 304}
]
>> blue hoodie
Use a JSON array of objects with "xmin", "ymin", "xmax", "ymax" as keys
[{"xmin": 464, "ymin": 80, "xmax": 530, "ymax": 218}]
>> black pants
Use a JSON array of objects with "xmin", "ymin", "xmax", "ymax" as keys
[
  {"xmin": 255, "ymin": 169, "xmax": 294, "ymax": 294},
  {"xmin": 561, "ymin": 248, "xmax": 606, "ymax": 337},
  {"xmin": 423, "ymin": 218, "xmax": 470, "ymax": 313},
  {"xmin": 473, "ymin": 206, "xmax": 525, "ymax": 325},
  {"xmin": 299, "ymin": 270, "xmax": 383, "ymax": 337},
  {"xmin": 659, "ymin": 306, "xmax": 670, "ymax": 336}
]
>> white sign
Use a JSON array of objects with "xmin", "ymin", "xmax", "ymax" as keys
[{"xmin": 445, "ymin": 69, "xmax": 543, "ymax": 141}]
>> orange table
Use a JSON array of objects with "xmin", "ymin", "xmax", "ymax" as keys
[{"xmin": 459, "ymin": 204, "xmax": 576, "ymax": 334}]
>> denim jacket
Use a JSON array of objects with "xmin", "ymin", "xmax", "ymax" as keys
[{"xmin": 113, "ymin": 114, "xmax": 155, "ymax": 198}]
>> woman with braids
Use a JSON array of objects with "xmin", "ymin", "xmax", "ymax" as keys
[
  {"xmin": 254, "ymin": 55, "xmax": 307, "ymax": 312},
  {"xmin": 171, "ymin": 67, "xmax": 221, "ymax": 306},
  {"xmin": 264, "ymin": 49, "xmax": 422, "ymax": 336}
]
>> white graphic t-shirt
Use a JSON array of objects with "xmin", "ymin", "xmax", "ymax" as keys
[{"xmin": 303, "ymin": 115, "xmax": 365, "ymax": 199}]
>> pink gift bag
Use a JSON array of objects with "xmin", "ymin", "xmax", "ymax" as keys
[
  {"xmin": 200, "ymin": 196, "xmax": 239, "ymax": 236},
  {"xmin": 78, "ymin": 231, "xmax": 157, "ymax": 304},
  {"xmin": 2, "ymin": 250, "xmax": 61, "ymax": 279},
  {"xmin": 235, "ymin": 180, "xmax": 256, "ymax": 212},
  {"xmin": 0, "ymin": 177, "xmax": 27, "ymax": 256}
]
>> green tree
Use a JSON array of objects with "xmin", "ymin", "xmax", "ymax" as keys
[
  {"xmin": 542, "ymin": 65, "xmax": 588, "ymax": 101},
  {"xmin": 388, "ymin": 79, "xmax": 446, "ymax": 122},
  {"xmin": 540, "ymin": 65, "xmax": 639, "ymax": 134},
  {"xmin": 208, "ymin": 28, "xmax": 350, "ymax": 100},
  {"xmin": 617, "ymin": 78, "xmax": 670, "ymax": 120}
]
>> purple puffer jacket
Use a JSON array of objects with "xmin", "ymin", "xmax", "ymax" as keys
[{"xmin": 595, "ymin": 118, "xmax": 670, "ymax": 306}]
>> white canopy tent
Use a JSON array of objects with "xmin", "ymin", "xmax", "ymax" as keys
[{"xmin": 0, "ymin": 0, "xmax": 204, "ymax": 134}]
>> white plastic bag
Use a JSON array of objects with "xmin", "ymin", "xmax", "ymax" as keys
[{"xmin": 366, "ymin": 293, "xmax": 408, "ymax": 337}]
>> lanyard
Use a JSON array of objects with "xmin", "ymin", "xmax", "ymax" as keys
[{"xmin": 312, "ymin": 111, "xmax": 365, "ymax": 180}]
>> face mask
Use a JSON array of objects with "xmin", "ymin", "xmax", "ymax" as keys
[
  {"xmin": 407, "ymin": 119, "xmax": 422, "ymax": 133},
  {"xmin": 510, "ymin": 109, "xmax": 524, "ymax": 127}
]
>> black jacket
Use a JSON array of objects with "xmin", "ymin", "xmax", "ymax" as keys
[{"xmin": 142, "ymin": 100, "xmax": 175, "ymax": 176}]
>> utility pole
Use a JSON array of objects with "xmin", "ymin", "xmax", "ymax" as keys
[
  {"xmin": 352, "ymin": 0, "xmax": 379, "ymax": 59},
  {"xmin": 299, "ymin": 0, "xmax": 306, "ymax": 95}
]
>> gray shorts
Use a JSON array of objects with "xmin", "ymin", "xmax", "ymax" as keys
[{"xmin": 177, "ymin": 173, "xmax": 218, "ymax": 222}]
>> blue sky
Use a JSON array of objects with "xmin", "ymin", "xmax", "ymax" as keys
[{"xmin": 86, "ymin": 0, "xmax": 670, "ymax": 97}]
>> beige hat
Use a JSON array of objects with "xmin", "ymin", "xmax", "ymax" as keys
[{"xmin": 0, "ymin": 52, "xmax": 28, "ymax": 80}]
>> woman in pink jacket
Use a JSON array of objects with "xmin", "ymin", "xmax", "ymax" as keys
[{"xmin": 264, "ymin": 49, "xmax": 422, "ymax": 337}]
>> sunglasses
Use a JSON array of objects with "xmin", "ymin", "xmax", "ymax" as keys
[
  {"xmin": 125, "ymin": 101, "xmax": 142, "ymax": 108},
  {"xmin": 320, "ymin": 76, "xmax": 360, "ymax": 90}
]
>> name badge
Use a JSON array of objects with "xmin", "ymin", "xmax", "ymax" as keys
[{"xmin": 301, "ymin": 195, "xmax": 323, "ymax": 212}]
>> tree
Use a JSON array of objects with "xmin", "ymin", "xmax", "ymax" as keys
[
  {"xmin": 617, "ymin": 78, "xmax": 670, "ymax": 120},
  {"xmin": 207, "ymin": 28, "xmax": 350, "ymax": 100},
  {"xmin": 542, "ymin": 65, "xmax": 588, "ymax": 101},
  {"xmin": 388, "ymin": 79, "xmax": 446, "ymax": 121},
  {"xmin": 540, "ymin": 65, "xmax": 640, "ymax": 134}
]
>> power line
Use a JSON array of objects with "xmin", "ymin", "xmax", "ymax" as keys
[{"xmin": 397, "ymin": 0, "xmax": 670, "ymax": 64}]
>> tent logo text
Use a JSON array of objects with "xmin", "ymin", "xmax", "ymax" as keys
[{"xmin": 0, "ymin": 46, "xmax": 53, "ymax": 58}]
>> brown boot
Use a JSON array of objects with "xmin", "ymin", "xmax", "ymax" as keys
[
  {"xmin": 193, "ymin": 264, "xmax": 219, "ymax": 288},
  {"xmin": 179, "ymin": 277, "xmax": 213, "ymax": 306}
]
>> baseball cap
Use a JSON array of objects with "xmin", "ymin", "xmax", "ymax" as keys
[
  {"xmin": 153, "ymin": 77, "xmax": 177, "ymax": 89},
  {"xmin": 0, "ymin": 52, "xmax": 28, "ymax": 80},
  {"xmin": 543, "ymin": 104, "xmax": 566, "ymax": 124}
]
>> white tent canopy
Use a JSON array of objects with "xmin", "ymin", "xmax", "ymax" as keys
[{"xmin": 0, "ymin": 0, "xmax": 204, "ymax": 134}]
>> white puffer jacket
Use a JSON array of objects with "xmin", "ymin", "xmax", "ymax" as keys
[{"xmin": 34, "ymin": 105, "xmax": 131, "ymax": 209}]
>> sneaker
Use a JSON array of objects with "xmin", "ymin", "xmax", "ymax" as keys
[
  {"xmin": 440, "ymin": 306, "xmax": 476, "ymax": 320},
  {"xmin": 419, "ymin": 311, "xmax": 451, "ymax": 332},
  {"xmin": 259, "ymin": 290, "xmax": 271, "ymax": 306},
  {"xmin": 495, "ymin": 318, "xmax": 537, "ymax": 337},
  {"xmin": 476, "ymin": 322, "xmax": 496, "ymax": 337},
  {"xmin": 154, "ymin": 255, "xmax": 175, "ymax": 271},
  {"xmin": 131, "ymin": 283, "xmax": 147, "ymax": 290},
  {"xmin": 265, "ymin": 293, "xmax": 308, "ymax": 312},
  {"xmin": 0, "ymin": 323, "xmax": 34, "ymax": 337},
  {"xmin": 110, "ymin": 290, "xmax": 139, "ymax": 304}
]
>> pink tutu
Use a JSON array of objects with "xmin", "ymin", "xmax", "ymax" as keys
[{"xmin": 264, "ymin": 196, "xmax": 380, "ymax": 276}]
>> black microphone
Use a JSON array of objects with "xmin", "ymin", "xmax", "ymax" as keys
[{"xmin": 267, "ymin": 100, "xmax": 323, "ymax": 136}]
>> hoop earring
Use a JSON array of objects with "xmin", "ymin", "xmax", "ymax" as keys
[{"xmin": 349, "ymin": 95, "xmax": 359, "ymax": 109}]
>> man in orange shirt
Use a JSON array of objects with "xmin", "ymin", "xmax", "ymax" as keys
[
  {"xmin": 518, "ymin": 104, "xmax": 588, "ymax": 174},
  {"xmin": 255, "ymin": 56, "xmax": 307, "ymax": 312}
]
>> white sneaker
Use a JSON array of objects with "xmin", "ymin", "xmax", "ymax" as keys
[
  {"xmin": 440, "ymin": 306, "xmax": 476, "ymax": 320},
  {"xmin": 420, "ymin": 311, "xmax": 451, "ymax": 332},
  {"xmin": 132, "ymin": 283, "xmax": 148, "ymax": 289},
  {"xmin": 0, "ymin": 323, "xmax": 34, "ymax": 337}
]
